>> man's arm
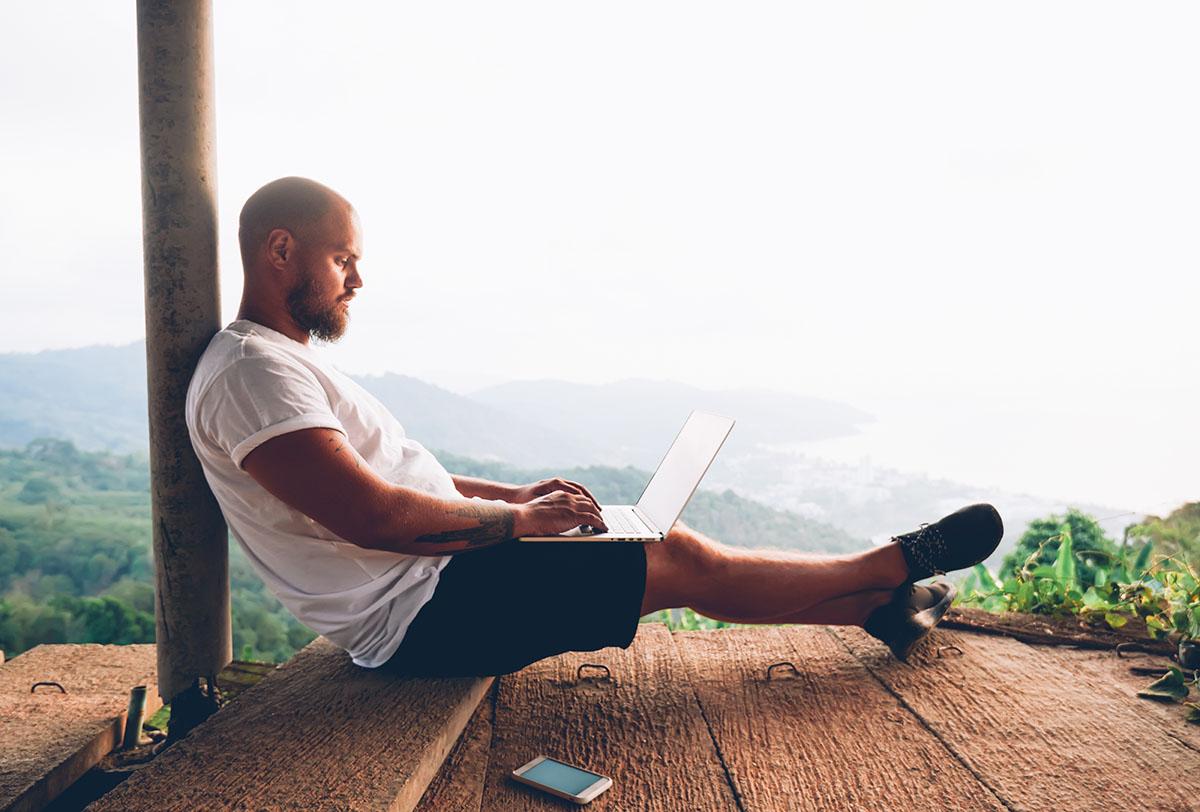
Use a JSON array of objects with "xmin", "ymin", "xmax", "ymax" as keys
[
  {"xmin": 453, "ymin": 474, "xmax": 604, "ymax": 513},
  {"xmin": 241, "ymin": 428, "xmax": 605, "ymax": 555},
  {"xmin": 451, "ymin": 474, "xmax": 518, "ymax": 502}
]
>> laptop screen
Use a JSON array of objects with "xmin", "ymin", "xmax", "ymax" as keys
[{"xmin": 636, "ymin": 411, "xmax": 735, "ymax": 532}]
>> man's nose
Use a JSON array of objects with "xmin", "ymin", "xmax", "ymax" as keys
[{"xmin": 347, "ymin": 265, "xmax": 363, "ymax": 289}]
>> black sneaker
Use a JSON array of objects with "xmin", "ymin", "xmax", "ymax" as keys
[
  {"xmin": 894, "ymin": 503, "xmax": 1004, "ymax": 582},
  {"xmin": 863, "ymin": 580, "xmax": 957, "ymax": 661}
]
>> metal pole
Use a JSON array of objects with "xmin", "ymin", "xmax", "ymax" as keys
[{"xmin": 135, "ymin": 0, "xmax": 232, "ymax": 720}]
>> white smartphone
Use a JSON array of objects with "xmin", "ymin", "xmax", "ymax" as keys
[{"xmin": 511, "ymin": 755, "xmax": 613, "ymax": 805}]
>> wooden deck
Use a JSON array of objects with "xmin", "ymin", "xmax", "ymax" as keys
[
  {"xmin": 71, "ymin": 623, "xmax": 1200, "ymax": 811},
  {"xmin": 1, "ymin": 644, "xmax": 159, "ymax": 812},
  {"xmin": 418, "ymin": 623, "xmax": 1200, "ymax": 812}
]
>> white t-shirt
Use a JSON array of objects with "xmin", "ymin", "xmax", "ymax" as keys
[{"xmin": 185, "ymin": 318, "xmax": 474, "ymax": 667}]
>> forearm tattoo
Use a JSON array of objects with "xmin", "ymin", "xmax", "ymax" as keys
[{"xmin": 412, "ymin": 503, "xmax": 515, "ymax": 548}]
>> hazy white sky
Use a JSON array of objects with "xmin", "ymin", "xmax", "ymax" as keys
[{"xmin": 1, "ymin": 2, "xmax": 1196, "ymax": 511}]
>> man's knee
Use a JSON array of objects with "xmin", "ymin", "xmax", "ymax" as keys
[{"xmin": 652, "ymin": 523, "xmax": 723, "ymax": 581}]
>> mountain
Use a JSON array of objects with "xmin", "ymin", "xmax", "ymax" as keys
[
  {"xmin": 0, "ymin": 343, "xmax": 147, "ymax": 452},
  {"xmin": 352, "ymin": 373, "xmax": 590, "ymax": 466},
  {"xmin": 0, "ymin": 342, "xmax": 589, "ymax": 465},
  {"xmin": 471, "ymin": 378, "xmax": 873, "ymax": 468},
  {"xmin": 0, "ymin": 343, "xmax": 870, "ymax": 469}
]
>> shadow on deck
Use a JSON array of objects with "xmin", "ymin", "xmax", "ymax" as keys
[{"xmin": 53, "ymin": 622, "xmax": 1200, "ymax": 811}]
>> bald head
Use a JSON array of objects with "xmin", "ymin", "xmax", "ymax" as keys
[
  {"xmin": 238, "ymin": 177, "xmax": 352, "ymax": 270},
  {"xmin": 235, "ymin": 177, "xmax": 364, "ymax": 344}
]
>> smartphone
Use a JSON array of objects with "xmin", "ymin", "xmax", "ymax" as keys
[{"xmin": 511, "ymin": 755, "xmax": 613, "ymax": 805}]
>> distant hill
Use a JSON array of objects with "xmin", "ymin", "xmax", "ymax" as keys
[
  {"xmin": 347, "ymin": 373, "xmax": 592, "ymax": 467},
  {"xmin": 472, "ymin": 378, "xmax": 873, "ymax": 469},
  {"xmin": 0, "ymin": 342, "xmax": 869, "ymax": 468},
  {"xmin": 0, "ymin": 343, "xmax": 148, "ymax": 453}
]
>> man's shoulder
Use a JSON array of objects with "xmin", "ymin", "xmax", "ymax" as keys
[{"xmin": 188, "ymin": 325, "xmax": 310, "ymax": 407}]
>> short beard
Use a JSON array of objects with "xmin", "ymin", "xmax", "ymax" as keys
[{"xmin": 285, "ymin": 277, "xmax": 348, "ymax": 343}]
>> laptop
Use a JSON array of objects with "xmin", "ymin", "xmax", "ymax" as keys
[{"xmin": 518, "ymin": 410, "xmax": 736, "ymax": 542}]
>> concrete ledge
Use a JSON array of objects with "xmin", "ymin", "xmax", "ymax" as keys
[
  {"xmin": 86, "ymin": 638, "xmax": 492, "ymax": 812},
  {"xmin": 1, "ymin": 644, "xmax": 159, "ymax": 812}
]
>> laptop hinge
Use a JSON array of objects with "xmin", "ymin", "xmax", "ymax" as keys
[{"xmin": 631, "ymin": 506, "xmax": 662, "ymax": 537}]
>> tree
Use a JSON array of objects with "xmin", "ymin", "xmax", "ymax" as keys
[
  {"xmin": 1127, "ymin": 502, "xmax": 1200, "ymax": 569},
  {"xmin": 1000, "ymin": 509, "xmax": 1118, "ymax": 585},
  {"xmin": 17, "ymin": 477, "xmax": 61, "ymax": 505}
]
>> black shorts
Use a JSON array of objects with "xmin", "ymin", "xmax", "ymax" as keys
[{"xmin": 378, "ymin": 539, "xmax": 648, "ymax": 677}]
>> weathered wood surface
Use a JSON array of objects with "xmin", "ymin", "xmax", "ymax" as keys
[
  {"xmin": 1, "ymin": 644, "xmax": 159, "ymax": 812},
  {"xmin": 87, "ymin": 638, "xmax": 491, "ymax": 812},
  {"xmin": 1031, "ymin": 646, "xmax": 1200, "ymax": 753},
  {"xmin": 674, "ymin": 626, "xmax": 1006, "ymax": 811},
  {"xmin": 479, "ymin": 623, "xmax": 738, "ymax": 811},
  {"xmin": 942, "ymin": 606, "xmax": 1175, "ymax": 655},
  {"xmin": 414, "ymin": 692, "xmax": 495, "ymax": 812},
  {"xmin": 834, "ymin": 626, "xmax": 1200, "ymax": 812}
]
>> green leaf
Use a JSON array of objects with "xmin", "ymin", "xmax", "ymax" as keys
[
  {"xmin": 1138, "ymin": 667, "xmax": 1190, "ymax": 702},
  {"xmin": 1081, "ymin": 587, "xmax": 1110, "ymax": 610},
  {"xmin": 974, "ymin": 564, "xmax": 1002, "ymax": 592},
  {"xmin": 1093, "ymin": 568, "xmax": 1109, "ymax": 587},
  {"xmin": 1104, "ymin": 612, "xmax": 1128, "ymax": 629},
  {"xmin": 1187, "ymin": 703, "xmax": 1200, "ymax": 725},
  {"xmin": 1133, "ymin": 541, "xmax": 1154, "ymax": 575},
  {"xmin": 1053, "ymin": 522, "xmax": 1077, "ymax": 588},
  {"xmin": 982, "ymin": 595, "xmax": 1008, "ymax": 613},
  {"xmin": 1017, "ymin": 580, "xmax": 1035, "ymax": 609}
]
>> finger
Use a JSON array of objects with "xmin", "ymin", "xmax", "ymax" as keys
[
  {"xmin": 551, "ymin": 479, "xmax": 587, "ymax": 500},
  {"xmin": 568, "ymin": 480, "xmax": 602, "ymax": 511},
  {"xmin": 576, "ymin": 506, "xmax": 606, "ymax": 532}
]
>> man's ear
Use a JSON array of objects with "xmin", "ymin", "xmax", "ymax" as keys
[{"xmin": 266, "ymin": 228, "xmax": 295, "ymax": 271}]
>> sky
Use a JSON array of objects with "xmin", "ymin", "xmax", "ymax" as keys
[{"xmin": 1, "ymin": 2, "xmax": 1196, "ymax": 513}]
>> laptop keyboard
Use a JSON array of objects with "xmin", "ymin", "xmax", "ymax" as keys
[{"xmin": 601, "ymin": 507, "xmax": 648, "ymax": 535}]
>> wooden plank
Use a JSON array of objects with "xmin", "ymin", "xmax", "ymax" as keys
[
  {"xmin": 942, "ymin": 606, "xmax": 1173, "ymax": 656},
  {"xmin": 0, "ymin": 643, "xmax": 159, "ymax": 812},
  {"xmin": 479, "ymin": 623, "xmax": 739, "ymax": 811},
  {"xmin": 835, "ymin": 627, "xmax": 1200, "ymax": 812},
  {"xmin": 414, "ymin": 692, "xmax": 494, "ymax": 812},
  {"xmin": 1031, "ymin": 647, "xmax": 1200, "ymax": 753},
  {"xmin": 87, "ymin": 638, "xmax": 491, "ymax": 812},
  {"xmin": 673, "ymin": 627, "xmax": 1005, "ymax": 811}
]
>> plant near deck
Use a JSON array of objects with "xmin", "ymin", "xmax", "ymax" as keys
[
  {"xmin": 640, "ymin": 607, "xmax": 739, "ymax": 631},
  {"xmin": 958, "ymin": 522, "xmax": 1200, "ymax": 645}
]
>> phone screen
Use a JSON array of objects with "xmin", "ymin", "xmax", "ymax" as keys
[{"xmin": 522, "ymin": 758, "xmax": 605, "ymax": 796}]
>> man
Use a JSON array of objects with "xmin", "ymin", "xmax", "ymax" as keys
[{"xmin": 185, "ymin": 177, "xmax": 1003, "ymax": 677}]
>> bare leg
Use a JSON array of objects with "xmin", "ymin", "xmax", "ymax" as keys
[
  {"xmin": 695, "ymin": 588, "xmax": 895, "ymax": 626},
  {"xmin": 641, "ymin": 521, "xmax": 909, "ymax": 621}
]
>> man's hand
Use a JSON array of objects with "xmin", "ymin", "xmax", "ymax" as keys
[
  {"xmin": 513, "ymin": 489, "xmax": 608, "ymax": 537},
  {"xmin": 512, "ymin": 477, "xmax": 602, "ymax": 512}
]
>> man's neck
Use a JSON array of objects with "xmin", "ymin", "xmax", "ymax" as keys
[{"xmin": 235, "ymin": 303, "xmax": 309, "ymax": 345}]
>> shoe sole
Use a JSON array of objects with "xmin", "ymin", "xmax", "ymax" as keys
[{"xmin": 892, "ymin": 581, "xmax": 958, "ymax": 662}]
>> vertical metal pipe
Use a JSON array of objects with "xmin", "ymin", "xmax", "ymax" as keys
[
  {"xmin": 136, "ymin": 0, "xmax": 232, "ymax": 708},
  {"xmin": 122, "ymin": 685, "xmax": 149, "ymax": 750}
]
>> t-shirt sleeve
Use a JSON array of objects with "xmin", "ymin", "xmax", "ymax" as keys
[{"xmin": 196, "ymin": 352, "xmax": 347, "ymax": 469}]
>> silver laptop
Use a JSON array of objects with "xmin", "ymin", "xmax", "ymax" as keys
[{"xmin": 518, "ymin": 410, "xmax": 735, "ymax": 542}]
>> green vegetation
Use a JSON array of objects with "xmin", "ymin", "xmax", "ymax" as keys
[
  {"xmin": 959, "ymin": 508, "xmax": 1200, "ymax": 643},
  {"xmin": 998, "ymin": 508, "xmax": 1118, "ymax": 589},
  {"xmin": 1, "ymin": 440, "xmax": 863, "ymax": 661},
  {"xmin": 1128, "ymin": 503, "xmax": 1200, "ymax": 570},
  {"xmin": 0, "ymin": 439, "xmax": 315, "ymax": 662}
]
